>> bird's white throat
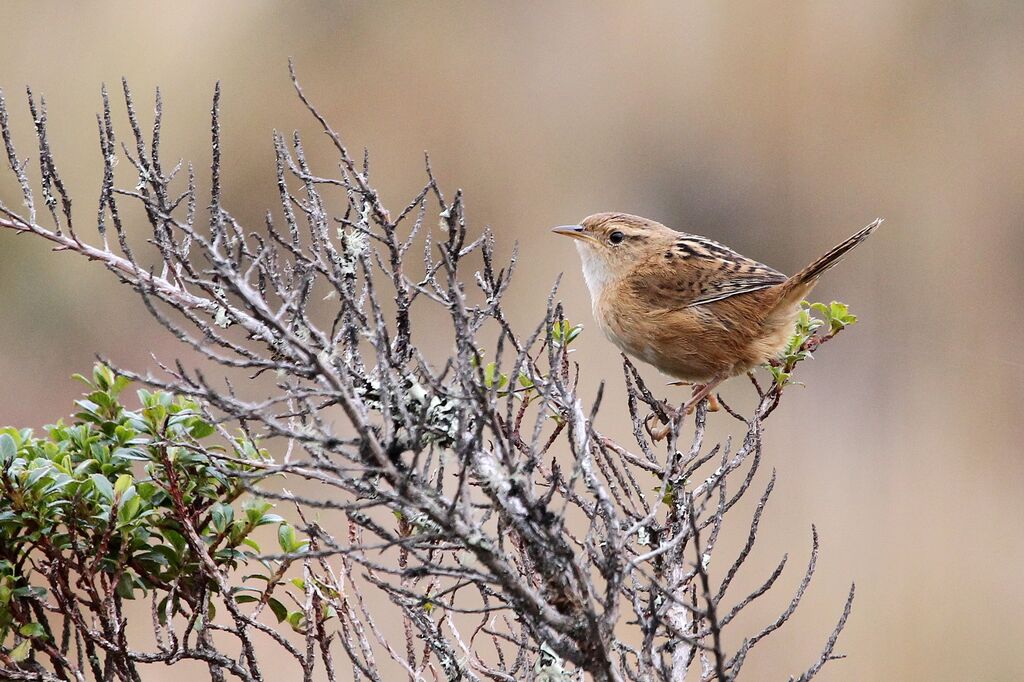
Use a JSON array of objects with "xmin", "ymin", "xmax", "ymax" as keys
[{"xmin": 576, "ymin": 242, "xmax": 612, "ymax": 304}]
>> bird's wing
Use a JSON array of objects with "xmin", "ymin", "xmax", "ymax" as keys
[
  {"xmin": 677, "ymin": 235, "xmax": 787, "ymax": 305},
  {"xmin": 631, "ymin": 234, "xmax": 787, "ymax": 309}
]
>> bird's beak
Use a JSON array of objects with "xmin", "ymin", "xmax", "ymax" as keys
[{"xmin": 551, "ymin": 224, "xmax": 598, "ymax": 245}]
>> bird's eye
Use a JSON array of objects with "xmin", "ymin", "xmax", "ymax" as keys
[{"xmin": 609, "ymin": 231, "xmax": 625, "ymax": 245}]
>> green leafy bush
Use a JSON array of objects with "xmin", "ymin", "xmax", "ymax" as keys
[{"xmin": 0, "ymin": 365, "xmax": 292, "ymax": 667}]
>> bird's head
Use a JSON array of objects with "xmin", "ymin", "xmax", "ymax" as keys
[{"xmin": 552, "ymin": 212, "xmax": 674, "ymax": 297}]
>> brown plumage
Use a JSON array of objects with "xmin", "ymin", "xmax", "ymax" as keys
[{"xmin": 553, "ymin": 212, "xmax": 882, "ymax": 436}]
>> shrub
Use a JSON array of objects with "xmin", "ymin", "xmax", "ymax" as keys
[{"xmin": 0, "ymin": 67, "xmax": 856, "ymax": 681}]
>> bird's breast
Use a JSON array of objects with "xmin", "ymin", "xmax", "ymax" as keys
[{"xmin": 592, "ymin": 286, "xmax": 714, "ymax": 382}]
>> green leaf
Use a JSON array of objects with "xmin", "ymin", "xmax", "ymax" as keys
[
  {"xmin": 91, "ymin": 473, "xmax": 114, "ymax": 502},
  {"xmin": 142, "ymin": 404, "xmax": 167, "ymax": 427},
  {"xmin": 24, "ymin": 464, "xmax": 54, "ymax": 489},
  {"xmin": 0, "ymin": 433, "xmax": 16, "ymax": 463},
  {"xmin": 157, "ymin": 596, "xmax": 173, "ymax": 625},
  {"xmin": 118, "ymin": 495, "xmax": 142, "ymax": 524},
  {"xmin": 278, "ymin": 524, "xmax": 296, "ymax": 553},
  {"xmin": 828, "ymin": 301, "xmax": 857, "ymax": 332},
  {"xmin": 287, "ymin": 611, "xmax": 305, "ymax": 632},
  {"xmin": 18, "ymin": 622, "xmax": 46, "ymax": 639},
  {"xmin": 267, "ymin": 597, "xmax": 288, "ymax": 623},
  {"xmin": 211, "ymin": 503, "xmax": 234, "ymax": 533},
  {"xmin": 190, "ymin": 419, "xmax": 216, "ymax": 439},
  {"xmin": 551, "ymin": 320, "xmax": 583, "ymax": 347},
  {"xmin": 483, "ymin": 362, "xmax": 508, "ymax": 390},
  {"xmin": 9, "ymin": 638, "xmax": 31, "ymax": 662},
  {"xmin": 564, "ymin": 324, "xmax": 582, "ymax": 344},
  {"xmin": 255, "ymin": 512, "xmax": 284, "ymax": 527},
  {"xmin": 115, "ymin": 573, "xmax": 137, "ymax": 599},
  {"xmin": 114, "ymin": 473, "xmax": 133, "ymax": 497},
  {"xmin": 11, "ymin": 585, "xmax": 47, "ymax": 600},
  {"xmin": 810, "ymin": 302, "xmax": 831, "ymax": 318},
  {"xmin": 162, "ymin": 528, "xmax": 187, "ymax": 556}
]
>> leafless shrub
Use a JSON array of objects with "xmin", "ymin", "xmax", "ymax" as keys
[{"xmin": 0, "ymin": 64, "xmax": 855, "ymax": 681}]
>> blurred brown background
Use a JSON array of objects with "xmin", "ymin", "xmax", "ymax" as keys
[{"xmin": 2, "ymin": 2, "xmax": 1023, "ymax": 680}]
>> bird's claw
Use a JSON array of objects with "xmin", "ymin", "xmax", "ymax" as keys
[
  {"xmin": 644, "ymin": 408, "xmax": 678, "ymax": 442},
  {"xmin": 644, "ymin": 393, "xmax": 721, "ymax": 442}
]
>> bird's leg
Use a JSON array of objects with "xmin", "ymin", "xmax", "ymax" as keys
[
  {"xmin": 646, "ymin": 377, "xmax": 726, "ymax": 441},
  {"xmin": 697, "ymin": 384, "xmax": 721, "ymax": 413},
  {"xmin": 683, "ymin": 376, "xmax": 726, "ymax": 415}
]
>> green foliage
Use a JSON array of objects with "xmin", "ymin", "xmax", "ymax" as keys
[
  {"xmin": 768, "ymin": 301, "xmax": 859, "ymax": 388},
  {"xmin": 482, "ymin": 362, "xmax": 509, "ymax": 390},
  {"xmin": 550, "ymin": 319, "xmax": 583, "ymax": 349},
  {"xmin": 477, "ymin": 319, "xmax": 583, "ymax": 400},
  {"xmin": 0, "ymin": 364, "xmax": 288, "ymax": 663}
]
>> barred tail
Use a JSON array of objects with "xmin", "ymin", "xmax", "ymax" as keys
[
  {"xmin": 788, "ymin": 218, "xmax": 883, "ymax": 289},
  {"xmin": 769, "ymin": 218, "xmax": 883, "ymax": 315}
]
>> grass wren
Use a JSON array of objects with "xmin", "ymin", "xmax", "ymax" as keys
[{"xmin": 554, "ymin": 213, "xmax": 882, "ymax": 436}]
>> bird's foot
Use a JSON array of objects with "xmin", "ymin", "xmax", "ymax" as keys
[
  {"xmin": 644, "ymin": 403, "xmax": 679, "ymax": 442},
  {"xmin": 682, "ymin": 383, "xmax": 720, "ymax": 415},
  {"xmin": 646, "ymin": 379, "xmax": 724, "ymax": 441},
  {"xmin": 645, "ymin": 411, "xmax": 677, "ymax": 442}
]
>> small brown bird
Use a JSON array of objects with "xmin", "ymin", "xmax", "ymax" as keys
[{"xmin": 553, "ymin": 213, "xmax": 882, "ymax": 436}]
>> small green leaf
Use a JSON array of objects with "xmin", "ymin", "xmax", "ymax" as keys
[
  {"xmin": 118, "ymin": 495, "xmax": 142, "ymax": 523},
  {"xmin": 0, "ymin": 433, "xmax": 16, "ymax": 463},
  {"xmin": 18, "ymin": 622, "xmax": 46, "ymax": 639},
  {"xmin": 9, "ymin": 638, "xmax": 31, "ymax": 662},
  {"xmin": 115, "ymin": 573, "xmax": 136, "ymax": 599},
  {"xmin": 211, "ymin": 503, "xmax": 234, "ymax": 533},
  {"xmin": 267, "ymin": 597, "xmax": 288, "ymax": 623},
  {"xmin": 483, "ymin": 362, "xmax": 508, "ymax": 390},
  {"xmin": 91, "ymin": 474, "xmax": 114, "ymax": 502},
  {"xmin": 278, "ymin": 524, "xmax": 296, "ymax": 553},
  {"xmin": 287, "ymin": 611, "xmax": 305, "ymax": 632},
  {"xmin": 190, "ymin": 419, "xmax": 216, "ymax": 439},
  {"xmin": 114, "ymin": 473, "xmax": 133, "ymax": 497},
  {"xmin": 551, "ymin": 320, "xmax": 583, "ymax": 347},
  {"xmin": 255, "ymin": 513, "xmax": 284, "ymax": 527}
]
